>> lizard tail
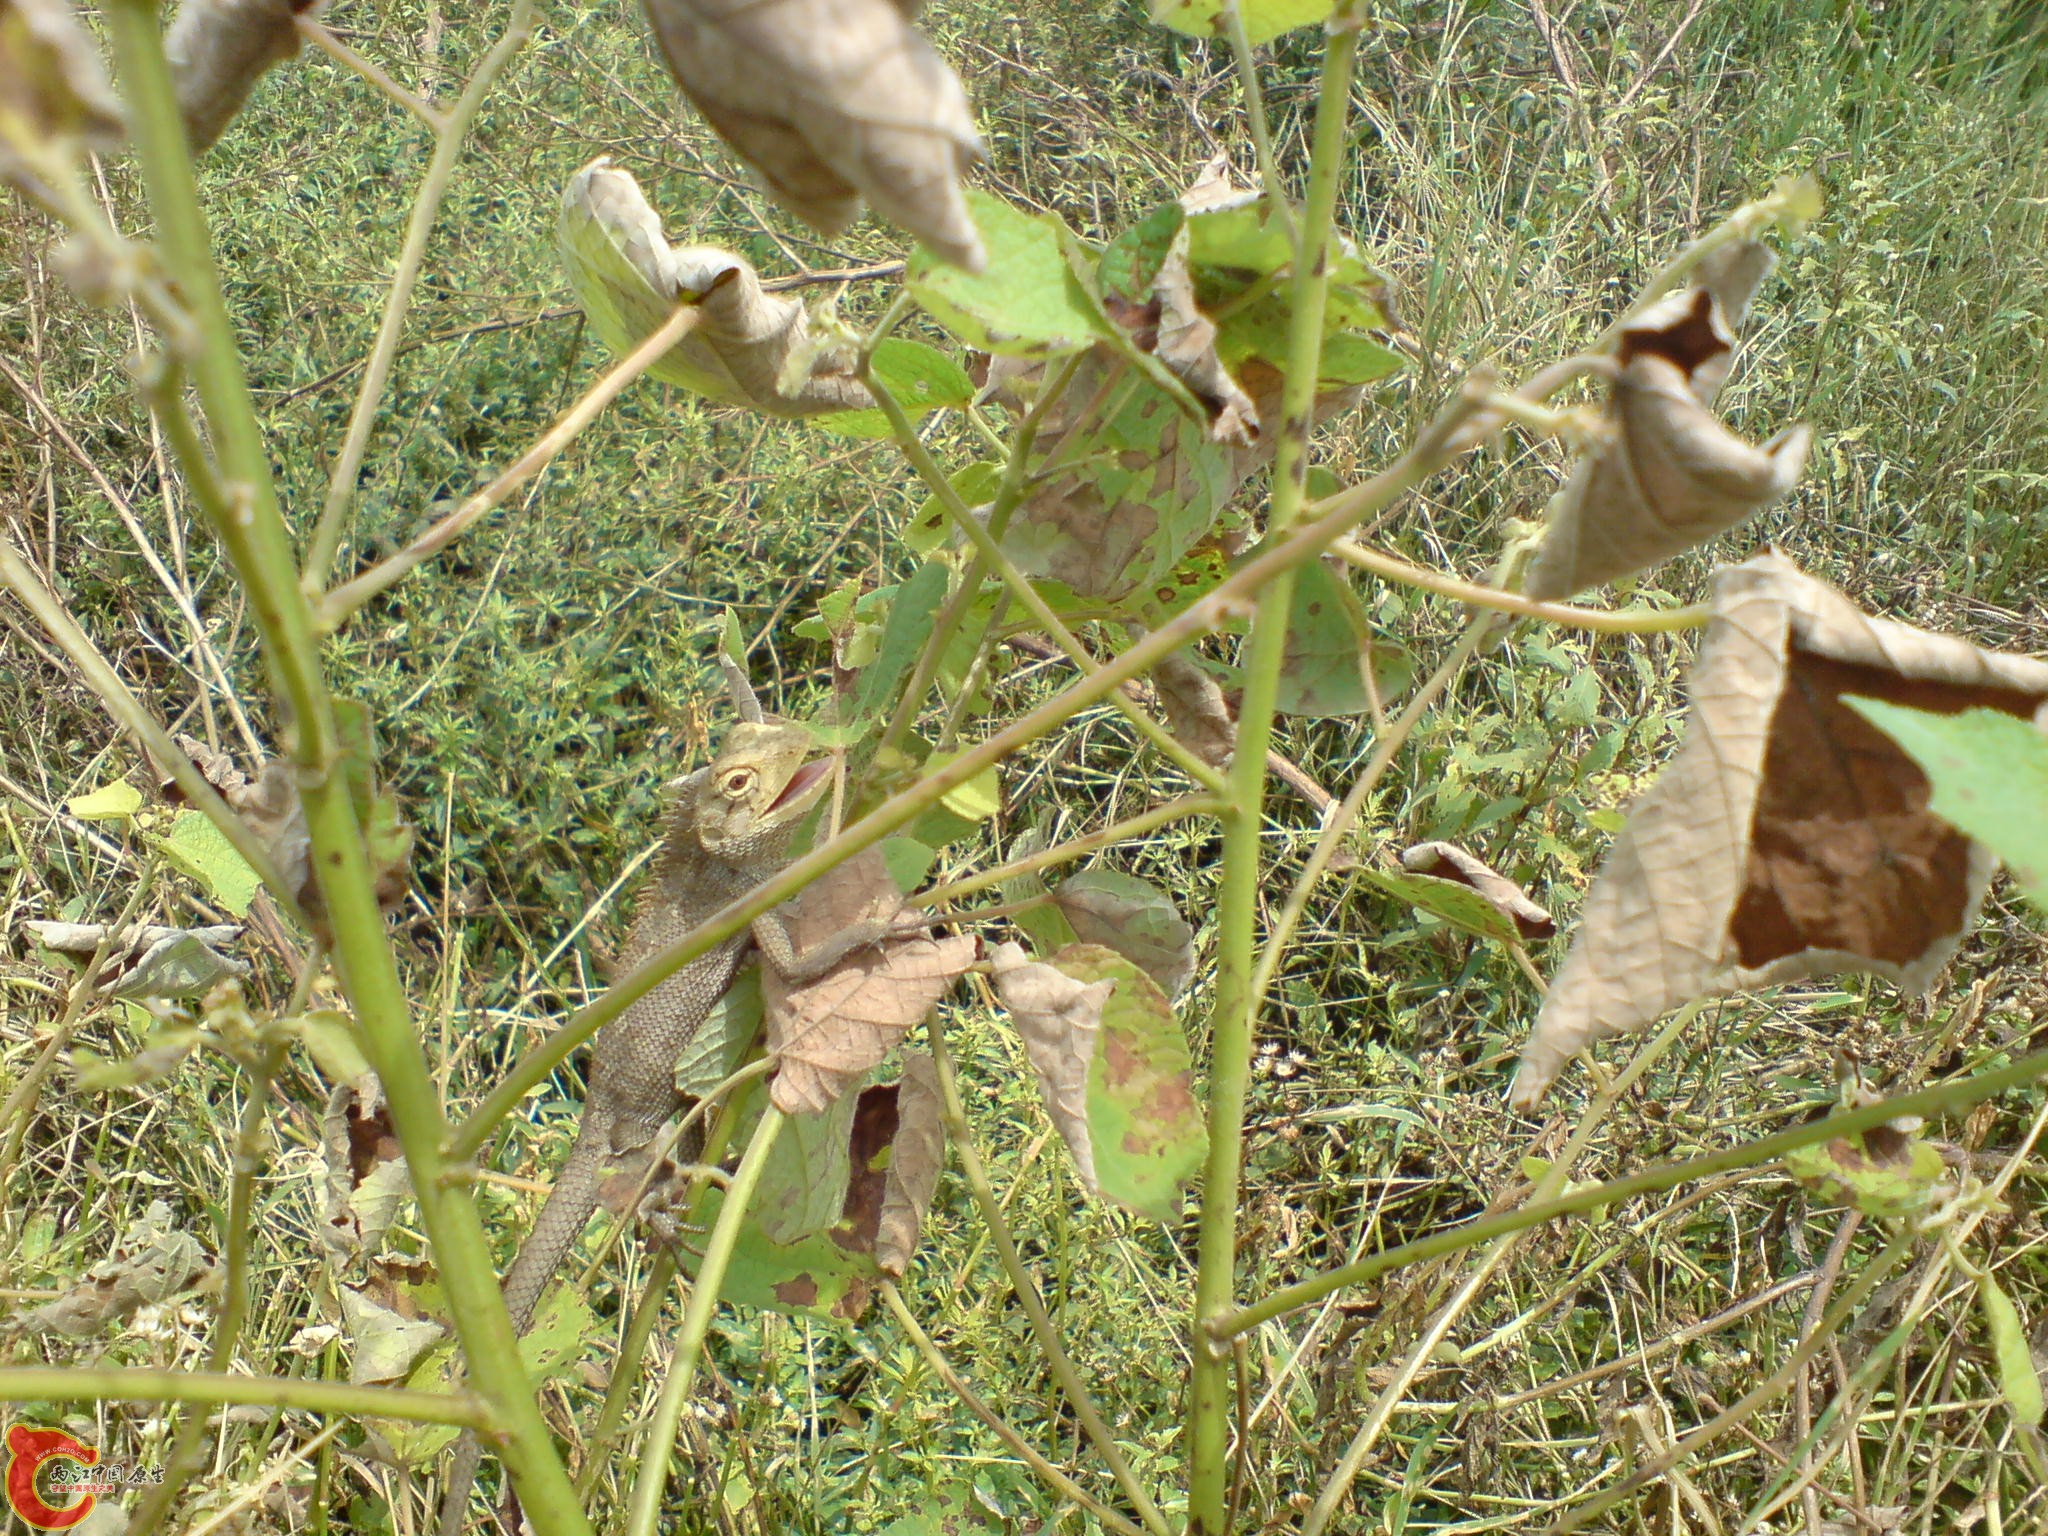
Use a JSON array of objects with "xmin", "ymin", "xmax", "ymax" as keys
[{"xmin": 436, "ymin": 1120, "xmax": 610, "ymax": 1536}]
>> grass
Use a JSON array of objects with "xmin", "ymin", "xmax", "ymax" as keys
[{"xmin": 3, "ymin": 0, "xmax": 2047, "ymax": 1531}]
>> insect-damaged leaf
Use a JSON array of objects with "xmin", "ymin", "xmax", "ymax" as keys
[
  {"xmin": 1525, "ymin": 241, "xmax": 1811, "ymax": 600},
  {"xmin": 15, "ymin": 1199, "xmax": 219, "ymax": 1339},
  {"xmin": 558, "ymin": 156, "xmax": 873, "ymax": 416},
  {"xmin": 990, "ymin": 942, "xmax": 1203, "ymax": 1222},
  {"xmin": 1849, "ymin": 702, "xmax": 2048, "ymax": 908},
  {"xmin": 1511, "ymin": 551, "xmax": 2048, "ymax": 1109},
  {"xmin": 640, "ymin": 0, "xmax": 984, "ymax": 270},
  {"xmin": 25, "ymin": 919, "xmax": 249, "ymax": 1000},
  {"xmin": 1052, "ymin": 869, "xmax": 1197, "ymax": 999},
  {"xmin": 689, "ymin": 1056, "xmax": 943, "ymax": 1320},
  {"xmin": 1782, "ymin": 1124, "xmax": 1949, "ymax": 1218},
  {"xmin": 763, "ymin": 848, "xmax": 976, "ymax": 1114}
]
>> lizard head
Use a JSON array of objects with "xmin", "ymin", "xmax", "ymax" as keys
[{"xmin": 691, "ymin": 720, "xmax": 832, "ymax": 861}]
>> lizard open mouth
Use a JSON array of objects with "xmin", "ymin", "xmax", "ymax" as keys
[{"xmin": 771, "ymin": 755, "xmax": 833, "ymax": 810}]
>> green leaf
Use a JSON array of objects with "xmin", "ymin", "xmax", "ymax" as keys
[
  {"xmin": 849, "ymin": 560, "xmax": 951, "ymax": 726},
  {"xmin": 1354, "ymin": 868, "xmax": 1524, "ymax": 945},
  {"xmin": 675, "ymin": 966, "xmax": 761, "ymax": 1098},
  {"xmin": 811, "ymin": 338, "xmax": 974, "ymax": 439},
  {"xmin": 151, "ymin": 810, "xmax": 262, "ymax": 916},
  {"xmin": 68, "ymin": 780, "xmax": 142, "ymax": 820},
  {"xmin": 291, "ymin": 1008, "xmax": 372, "ymax": 1085},
  {"xmin": 1782, "ymin": 1128, "xmax": 1948, "ymax": 1218},
  {"xmin": 1099, "ymin": 200, "xmax": 1186, "ymax": 302},
  {"xmin": 911, "ymin": 751, "xmax": 1001, "ymax": 850},
  {"xmin": 1057, "ymin": 944, "xmax": 1204, "ymax": 1222},
  {"xmin": 1846, "ymin": 700, "xmax": 2048, "ymax": 905},
  {"xmin": 906, "ymin": 460, "xmax": 1001, "ymax": 555},
  {"xmin": 877, "ymin": 1485, "xmax": 1004, "ymax": 1535},
  {"xmin": 753, "ymin": 1085, "xmax": 862, "ymax": 1245},
  {"xmin": 1976, "ymin": 1269, "xmax": 2045, "ymax": 1427},
  {"xmin": 1276, "ymin": 561, "xmax": 1375, "ymax": 717},
  {"xmin": 1150, "ymin": 0, "xmax": 1337, "ymax": 43},
  {"xmin": 909, "ymin": 189, "xmax": 1111, "ymax": 357},
  {"xmin": 1053, "ymin": 870, "xmax": 1196, "ymax": 998},
  {"xmin": 882, "ymin": 837, "xmax": 938, "ymax": 895}
]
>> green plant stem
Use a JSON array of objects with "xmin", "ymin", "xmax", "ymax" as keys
[
  {"xmin": 302, "ymin": 0, "xmax": 537, "ymax": 588},
  {"xmin": 319, "ymin": 300, "xmax": 706, "ymax": 626},
  {"xmin": 101, "ymin": 10, "xmax": 588, "ymax": 1531},
  {"xmin": 919, "ymin": 795, "xmax": 1222, "ymax": 907},
  {"xmin": 1221, "ymin": 3, "xmax": 1297, "ymax": 247},
  {"xmin": 865, "ymin": 371, "xmax": 1226, "ymax": 792},
  {"xmin": 1329, "ymin": 537, "xmax": 1711, "ymax": 632},
  {"xmin": 125, "ymin": 1034, "xmax": 289, "ymax": 1536},
  {"xmin": 926, "ymin": 1024, "xmax": 1173, "ymax": 1536},
  {"xmin": 879, "ymin": 1284, "xmax": 1150, "ymax": 1536},
  {"xmin": 0, "ymin": 1369, "xmax": 492, "ymax": 1425},
  {"xmin": 449, "ymin": 377, "xmax": 1493, "ymax": 1166},
  {"xmin": 624, "ymin": 1105, "xmax": 785, "ymax": 1536},
  {"xmin": 1186, "ymin": 22, "xmax": 1362, "ymax": 1531},
  {"xmin": 1213, "ymin": 1040, "xmax": 2048, "ymax": 1340}
]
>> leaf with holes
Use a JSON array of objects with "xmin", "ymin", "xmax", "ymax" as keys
[{"xmin": 1513, "ymin": 551, "xmax": 2048, "ymax": 1108}]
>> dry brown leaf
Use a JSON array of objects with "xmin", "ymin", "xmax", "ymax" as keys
[
  {"xmin": 24, "ymin": 919, "xmax": 248, "ymax": 998},
  {"xmin": 1399, "ymin": 843, "xmax": 1555, "ymax": 941},
  {"xmin": 165, "ymin": 0, "xmax": 325, "ymax": 152},
  {"xmin": 1150, "ymin": 648, "xmax": 1236, "ymax": 769},
  {"xmin": 763, "ymin": 848, "xmax": 976, "ymax": 1114},
  {"xmin": 988, "ymin": 940, "xmax": 1113, "ymax": 1191},
  {"xmin": 561, "ymin": 157, "xmax": 874, "ymax": 416},
  {"xmin": 1525, "ymin": 243, "xmax": 1810, "ymax": 600},
  {"xmin": 640, "ymin": 0, "xmax": 985, "ymax": 270},
  {"xmin": 1512, "ymin": 550, "xmax": 2048, "ymax": 1108},
  {"xmin": 319, "ymin": 1080, "xmax": 412, "ymax": 1270},
  {"xmin": 848, "ymin": 1052, "xmax": 943, "ymax": 1277},
  {"xmin": 1148, "ymin": 231, "xmax": 1259, "ymax": 446},
  {"xmin": 0, "ymin": 0, "xmax": 123, "ymax": 185},
  {"xmin": 12, "ymin": 1200, "xmax": 219, "ymax": 1338},
  {"xmin": 157, "ymin": 731, "xmax": 249, "ymax": 801}
]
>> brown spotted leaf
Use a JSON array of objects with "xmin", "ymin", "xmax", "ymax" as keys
[
  {"xmin": 1150, "ymin": 647, "xmax": 1236, "ymax": 768},
  {"xmin": 1513, "ymin": 551, "xmax": 2048, "ymax": 1108},
  {"xmin": 1399, "ymin": 843, "xmax": 1555, "ymax": 941},
  {"xmin": 559, "ymin": 157, "xmax": 874, "ymax": 416},
  {"xmin": 165, "ymin": 0, "xmax": 324, "ymax": 153},
  {"xmin": 763, "ymin": 847, "xmax": 976, "ymax": 1114},
  {"xmin": 640, "ymin": 0, "xmax": 985, "ymax": 270},
  {"xmin": 319, "ymin": 1080, "xmax": 412, "ymax": 1270},
  {"xmin": 14, "ymin": 1199, "xmax": 219, "ymax": 1338},
  {"xmin": 1525, "ymin": 243, "xmax": 1810, "ymax": 600}
]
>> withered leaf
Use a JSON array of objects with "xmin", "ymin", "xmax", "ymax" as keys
[
  {"xmin": 870, "ymin": 1052, "xmax": 942, "ymax": 1276},
  {"xmin": 989, "ymin": 941, "xmax": 1113, "ymax": 1193},
  {"xmin": 24, "ymin": 919, "xmax": 247, "ymax": 998},
  {"xmin": 640, "ymin": 0, "xmax": 985, "ymax": 270},
  {"xmin": 559, "ymin": 156, "xmax": 874, "ymax": 416},
  {"xmin": 1399, "ymin": 843, "xmax": 1555, "ymax": 941},
  {"xmin": 1525, "ymin": 244, "xmax": 1811, "ymax": 600},
  {"xmin": 0, "ymin": 0, "xmax": 123, "ymax": 184},
  {"xmin": 1512, "ymin": 551, "xmax": 2048, "ymax": 1108},
  {"xmin": 319, "ymin": 1080, "xmax": 412, "ymax": 1270},
  {"xmin": 14, "ymin": 1200, "xmax": 219, "ymax": 1338},
  {"xmin": 1150, "ymin": 647, "xmax": 1236, "ymax": 769},
  {"xmin": 166, "ymin": 0, "xmax": 324, "ymax": 153},
  {"xmin": 763, "ymin": 847, "xmax": 976, "ymax": 1114},
  {"xmin": 338, "ymin": 1283, "xmax": 445, "ymax": 1388}
]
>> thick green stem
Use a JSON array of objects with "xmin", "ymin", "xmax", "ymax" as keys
[
  {"xmin": 623, "ymin": 1105, "xmax": 784, "ymax": 1536},
  {"xmin": 100, "ymin": 10, "xmax": 588, "ymax": 1531},
  {"xmin": 1185, "ymin": 20, "xmax": 1362, "ymax": 1531}
]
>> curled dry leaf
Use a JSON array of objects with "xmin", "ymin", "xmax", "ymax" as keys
[
  {"xmin": 1150, "ymin": 647, "xmax": 1236, "ymax": 769},
  {"xmin": 165, "ymin": 0, "xmax": 324, "ymax": 152},
  {"xmin": 1525, "ymin": 242, "xmax": 1811, "ymax": 600},
  {"xmin": 338, "ymin": 1284, "xmax": 445, "ymax": 1388},
  {"xmin": 640, "ymin": 0, "xmax": 985, "ymax": 270},
  {"xmin": 319, "ymin": 1080, "xmax": 412, "ymax": 1270},
  {"xmin": 1399, "ymin": 843, "xmax": 1555, "ymax": 942},
  {"xmin": 1512, "ymin": 550, "xmax": 2048, "ymax": 1109},
  {"xmin": 0, "ymin": 0, "xmax": 123, "ymax": 187},
  {"xmin": 871, "ymin": 1052, "xmax": 942, "ymax": 1277},
  {"xmin": 12, "ymin": 1200, "xmax": 219, "ymax": 1339},
  {"xmin": 558, "ymin": 157, "xmax": 873, "ymax": 416},
  {"xmin": 23, "ymin": 919, "xmax": 247, "ymax": 998},
  {"xmin": 762, "ymin": 846, "xmax": 976, "ymax": 1114}
]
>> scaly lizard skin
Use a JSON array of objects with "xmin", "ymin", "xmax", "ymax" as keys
[{"xmin": 439, "ymin": 717, "xmax": 831, "ymax": 1533}]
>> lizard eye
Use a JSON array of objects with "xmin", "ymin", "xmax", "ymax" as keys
[{"xmin": 720, "ymin": 768, "xmax": 756, "ymax": 797}]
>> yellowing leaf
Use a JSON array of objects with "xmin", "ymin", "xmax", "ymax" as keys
[
  {"xmin": 1148, "ymin": 0, "xmax": 1338, "ymax": 46},
  {"xmin": 153, "ymin": 808, "xmax": 263, "ymax": 916},
  {"xmin": 67, "ymin": 779, "xmax": 142, "ymax": 820}
]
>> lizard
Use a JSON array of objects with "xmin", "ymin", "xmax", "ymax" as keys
[{"xmin": 439, "ymin": 666, "xmax": 858, "ymax": 1533}]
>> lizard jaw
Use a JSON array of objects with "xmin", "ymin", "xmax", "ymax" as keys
[{"xmin": 770, "ymin": 755, "xmax": 833, "ymax": 812}]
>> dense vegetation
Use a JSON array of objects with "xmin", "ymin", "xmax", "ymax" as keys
[{"xmin": 3, "ymin": 1, "xmax": 2046, "ymax": 1531}]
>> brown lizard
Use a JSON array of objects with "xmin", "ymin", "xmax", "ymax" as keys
[{"xmin": 439, "ymin": 671, "xmax": 848, "ymax": 1532}]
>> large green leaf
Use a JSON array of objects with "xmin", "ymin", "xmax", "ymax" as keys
[
  {"xmin": 812, "ymin": 338, "xmax": 975, "ymax": 440},
  {"xmin": 1847, "ymin": 700, "xmax": 2048, "ymax": 905},
  {"xmin": 1354, "ymin": 868, "xmax": 1522, "ymax": 945},
  {"xmin": 849, "ymin": 560, "xmax": 951, "ymax": 727},
  {"xmin": 909, "ymin": 189, "xmax": 1111, "ymax": 357},
  {"xmin": 1149, "ymin": 0, "xmax": 1339, "ymax": 46},
  {"xmin": 1274, "ymin": 560, "xmax": 1415, "ymax": 718}
]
